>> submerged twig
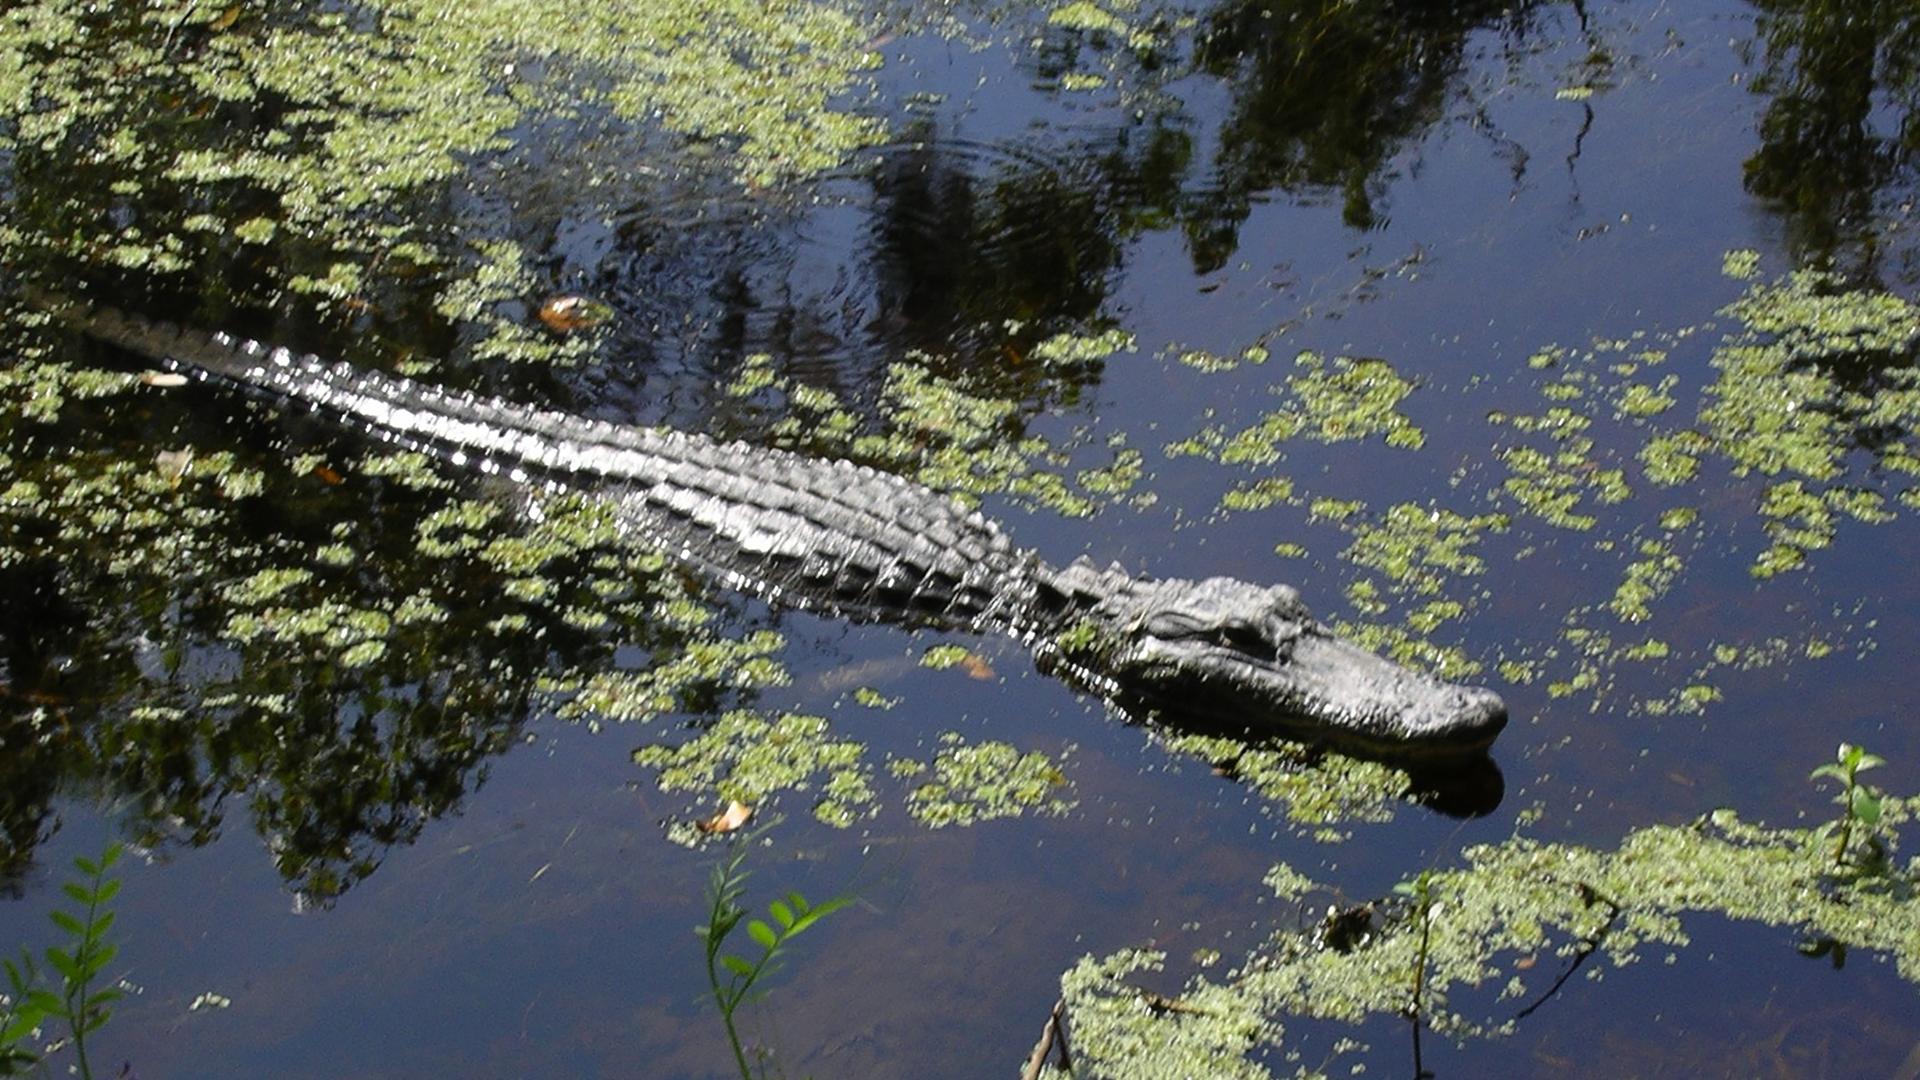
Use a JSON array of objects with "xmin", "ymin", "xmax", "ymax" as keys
[
  {"xmin": 1020, "ymin": 998, "xmax": 1072, "ymax": 1080},
  {"xmin": 1512, "ymin": 883, "xmax": 1621, "ymax": 1022}
]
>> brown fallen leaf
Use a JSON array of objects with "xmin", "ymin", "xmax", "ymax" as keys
[
  {"xmin": 696, "ymin": 800, "xmax": 754, "ymax": 835},
  {"xmin": 141, "ymin": 371, "xmax": 189, "ymax": 388},
  {"xmin": 537, "ymin": 295, "xmax": 611, "ymax": 334},
  {"xmin": 311, "ymin": 464, "xmax": 345, "ymax": 486},
  {"xmin": 962, "ymin": 655, "xmax": 996, "ymax": 680},
  {"xmin": 153, "ymin": 448, "xmax": 194, "ymax": 486}
]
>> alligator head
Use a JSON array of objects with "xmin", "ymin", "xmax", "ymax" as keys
[{"xmin": 1062, "ymin": 575, "xmax": 1507, "ymax": 759}]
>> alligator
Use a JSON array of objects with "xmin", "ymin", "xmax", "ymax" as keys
[{"xmin": 34, "ymin": 294, "xmax": 1507, "ymax": 760}]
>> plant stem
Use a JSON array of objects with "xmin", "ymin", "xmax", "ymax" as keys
[
  {"xmin": 1831, "ymin": 768, "xmax": 1857, "ymax": 869},
  {"xmin": 66, "ymin": 867, "xmax": 104, "ymax": 1080},
  {"xmin": 1412, "ymin": 897, "xmax": 1430, "ymax": 1020},
  {"xmin": 703, "ymin": 846, "xmax": 753, "ymax": 1080},
  {"xmin": 711, "ymin": 962, "xmax": 750, "ymax": 1080}
]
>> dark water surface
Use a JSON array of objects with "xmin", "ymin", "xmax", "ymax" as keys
[{"xmin": 4, "ymin": 1, "xmax": 1920, "ymax": 1077}]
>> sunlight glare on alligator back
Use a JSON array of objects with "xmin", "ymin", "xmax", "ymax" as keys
[{"xmin": 35, "ymin": 290, "xmax": 1508, "ymax": 762}]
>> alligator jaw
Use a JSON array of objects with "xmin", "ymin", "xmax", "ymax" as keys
[
  {"xmin": 1254, "ymin": 629, "xmax": 1508, "ymax": 757},
  {"xmin": 1082, "ymin": 576, "xmax": 1508, "ymax": 760}
]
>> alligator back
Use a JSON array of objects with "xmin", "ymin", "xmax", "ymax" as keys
[{"xmin": 43, "ymin": 297, "xmax": 1063, "ymax": 633}]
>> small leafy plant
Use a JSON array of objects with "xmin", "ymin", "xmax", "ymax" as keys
[
  {"xmin": 1391, "ymin": 869, "xmax": 1438, "ymax": 1020},
  {"xmin": 1809, "ymin": 742, "xmax": 1887, "ymax": 871},
  {"xmin": 1391, "ymin": 869, "xmax": 1439, "ymax": 1080},
  {"xmin": 696, "ymin": 835, "xmax": 852, "ymax": 1080},
  {"xmin": 2, "ymin": 841, "xmax": 126, "ymax": 1079}
]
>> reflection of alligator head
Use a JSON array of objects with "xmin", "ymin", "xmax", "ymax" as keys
[
  {"xmin": 1041, "ymin": 565, "xmax": 1506, "ymax": 759},
  {"xmin": 41, "ymin": 294, "xmax": 1508, "ymax": 763}
]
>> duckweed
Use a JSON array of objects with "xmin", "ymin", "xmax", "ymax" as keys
[
  {"xmin": 1147, "ymin": 263, "xmax": 1918, "ymax": 723},
  {"xmin": 1161, "ymin": 734, "xmax": 1409, "ymax": 836},
  {"xmin": 632, "ymin": 710, "xmax": 875, "ymax": 833},
  {"xmin": 919, "ymin": 644, "xmax": 978, "ymax": 670},
  {"xmin": 2, "ymin": 0, "xmax": 886, "ymax": 327},
  {"xmin": 1030, "ymin": 327, "xmax": 1137, "ymax": 367},
  {"xmin": 892, "ymin": 734, "xmax": 1074, "ymax": 828},
  {"xmin": 1060, "ymin": 795, "xmax": 1920, "ymax": 1077},
  {"xmin": 1167, "ymin": 353, "xmax": 1425, "ymax": 471}
]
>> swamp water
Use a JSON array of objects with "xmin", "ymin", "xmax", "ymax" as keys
[{"xmin": 2, "ymin": 1, "xmax": 1919, "ymax": 1076}]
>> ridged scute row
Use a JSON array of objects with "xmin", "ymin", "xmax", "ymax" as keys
[{"xmin": 49, "ymin": 297, "xmax": 1068, "ymax": 632}]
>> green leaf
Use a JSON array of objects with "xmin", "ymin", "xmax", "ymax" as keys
[
  {"xmin": 81, "ymin": 942, "xmax": 118, "ymax": 978},
  {"xmin": 25, "ymin": 991, "xmax": 64, "ymax": 1019},
  {"xmin": 95, "ymin": 879, "xmax": 122, "ymax": 905},
  {"xmin": 100, "ymin": 843, "xmax": 124, "ymax": 871},
  {"xmin": 73, "ymin": 857, "xmax": 99, "ymax": 878},
  {"xmin": 785, "ymin": 896, "xmax": 852, "ymax": 938},
  {"xmin": 748, "ymin": 919, "xmax": 778, "ymax": 951},
  {"xmin": 787, "ymin": 891, "xmax": 810, "ymax": 916},
  {"xmin": 769, "ymin": 900, "xmax": 795, "ymax": 930},
  {"xmin": 44, "ymin": 947, "xmax": 77, "ymax": 983},
  {"xmin": 2, "ymin": 990, "xmax": 48, "ymax": 1032},
  {"xmin": 816, "ymin": 896, "xmax": 853, "ymax": 917},
  {"xmin": 1852, "ymin": 789, "xmax": 1883, "ymax": 825},
  {"xmin": 721, "ymin": 954, "xmax": 756, "ymax": 979},
  {"xmin": 85, "ymin": 987, "xmax": 123, "ymax": 1008},
  {"xmin": 61, "ymin": 883, "xmax": 92, "ymax": 905},
  {"xmin": 1856, "ymin": 752, "xmax": 1886, "ymax": 772},
  {"xmin": 48, "ymin": 911, "xmax": 83, "ymax": 937},
  {"xmin": 1809, "ymin": 763, "xmax": 1845, "ymax": 782},
  {"xmin": 85, "ymin": 911, "xmax": 116, "ymax": 946},
  {"xmin": 1, "ymin": 1013, "xmax": 42, "ymax": 1045}
]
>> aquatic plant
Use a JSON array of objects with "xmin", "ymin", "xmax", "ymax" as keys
[
  {"xmin": 1391, "ymin": 869, "xmax": 1439, "ymax": 1079},
  {"xmin": 1, "ymin": 842, "xmax": 125, "ymax": 1079},
  {"xmin": 696, "ymin": 833, "xmax": 853, "ymax": 1080},
  {"xmin": 634, "ymin": 710, "xmax": 876, "ymax": 838},
  {"xmin": 889, "ymin": 734, "xmax": 1075, "ymax": 828},
  {"xmin": 1809, "ymin": 742, "xmax": 1889, "ymax": 871},
  {"xmin": 1390, "ymin": 869, "xmax": 1437, "ymax": 1022},
  {"xmin": 1055, "ymin": 759, "xmax": 1920, "ymax": 1078}
]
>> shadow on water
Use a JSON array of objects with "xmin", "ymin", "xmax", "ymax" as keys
[
  {"xmin": 1742, "ymin": 0, "xmax": 1920, "ymax": 277},
  {"xmin": 1183, "ymin": 0, "xmax": 1530, "ymax": 262},
  {"xmin": 589, "ymin": 130, "xmax": 1126, "ymax": 424}
]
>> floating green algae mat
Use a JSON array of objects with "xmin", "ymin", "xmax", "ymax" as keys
[
  {"xmin": 0, "ymin": 0, "xmax": 886, "ymax": 362},
  {"xmin": 1055, "ymin": 789, "xmax": 1920, "ymax": 1079},
  {"xmin": 1155, "ymin": 262, "xmax": 1920, "ymax": 718},
  {"xmin": 890, "ymin": 733, "xmax": 1075, "ymax": 828}
]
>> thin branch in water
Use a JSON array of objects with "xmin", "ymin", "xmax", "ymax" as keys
[
  {"xmin": 1021, "ymin": 998, "xmax": 1072, "ymax": 1080},
  {"xmin": 1512, "ymin": 883, "xmax": 1621, "ymax": 1023}
]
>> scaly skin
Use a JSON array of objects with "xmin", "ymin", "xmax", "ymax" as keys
[{"xmin": 35, "ymin": 293, "xmax": 1507, "ymax": 760}]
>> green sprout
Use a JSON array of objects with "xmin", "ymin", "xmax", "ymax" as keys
[
  {"xmin": 1390, "ymin": 868, "xmax": 1440, "ymax": 1080},
  {"xmin": 1390, "ymin": 869, "xmax": 1438, "ymax": 1020},
  {"xmin": 2, "ymin": 842, "xmax": 126, "ymax": 1080},
  {"xmin": 1809, "ymin": 742, "xmax": 1889, "ymax": 871},
  {"xmin": 696, "ymin": 834, "xmax": 853, "ymax": 1079}
]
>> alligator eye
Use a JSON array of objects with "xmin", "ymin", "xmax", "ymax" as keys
[
  {"xmin": 1213, "ymin": 622, "xmax": 1269, "ymax": 653},
  {"xmin": 1144, "ymin": 612, "xmax": 1210, "ymax": 639}
]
